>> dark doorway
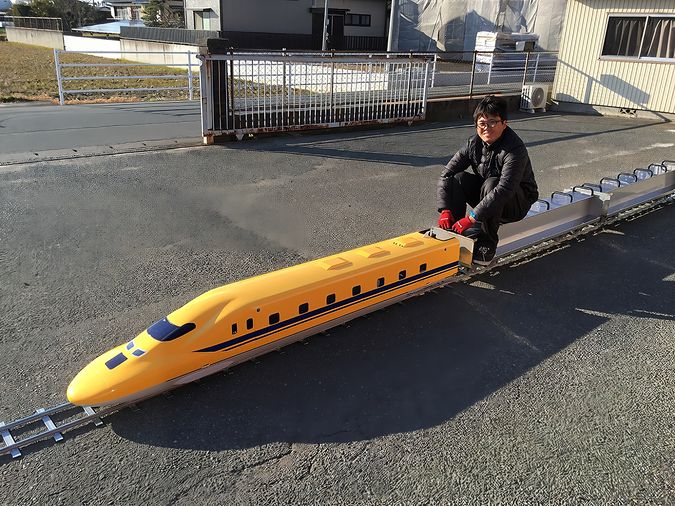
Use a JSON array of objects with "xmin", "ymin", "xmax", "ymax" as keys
[{"xmin": 312, "ymin": 11, "xmax": 345, "ymax": 49}]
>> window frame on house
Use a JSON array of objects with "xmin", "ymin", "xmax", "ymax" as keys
[
  {"xmin": 601, "ymin": 13, "xmax": 675, "ymax": 62},
  {"xmin": 193, "ymin": 9, "xmax": 214, "ymax": 31},
  {"xmin": 344, "ymin": 13, "xmax": 371, "ymax": 27}
]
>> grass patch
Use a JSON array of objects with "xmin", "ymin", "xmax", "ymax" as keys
[{"xmin": 0, "ymin": 41, "xmax": 199, "ymax": 103}]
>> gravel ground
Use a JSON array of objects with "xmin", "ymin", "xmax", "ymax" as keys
[{"xmin": 0, "ymin": 112, "xmax": 674, "ymax": 505}]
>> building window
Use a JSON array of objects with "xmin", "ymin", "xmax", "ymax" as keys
[
  {"xmin": 194, "ymin": 9, "xmax": 213, "ymax": 30},
  {"xmin": 345, "ymin": 13, "xmax": 371, "ymax": 27},
  {"xmin": 602, "ymin": 15, "xmax": 675, "ymax": 60}
]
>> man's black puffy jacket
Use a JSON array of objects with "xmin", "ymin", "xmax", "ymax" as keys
[{"xmin": 437, "ymin": 126, "xmax": 539, "ymax": 220}]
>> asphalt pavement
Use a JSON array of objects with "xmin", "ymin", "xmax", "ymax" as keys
[
  {"xmin": 0, "ymin": 105, "xmax": 674, "ymax": 505},
  {"xmin": 0, "ymin": 101, "xmax": 201, "ymax": 161}
]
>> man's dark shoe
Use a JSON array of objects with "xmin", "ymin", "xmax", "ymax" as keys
[{"xmin": 473, "ymin": 243, "xmax": 496, "ymax": 266}]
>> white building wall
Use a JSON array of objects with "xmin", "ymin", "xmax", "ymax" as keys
[
  {"xmin": 64, "ymin": 35, "xmax": 122, "ymax": 58},
  {"xmin": 184, "ymin": 0, "xmax": 220, "ymax": 30},
  {"xmin": 553, "ymin": 0, "xmax": 675, "ymax": 114},
  {"xmin": 220, "ymin": 0, "xmax": 313, "ymax": 34},
  {"xmin": 332, "ymin": 0, "xmax": 387, "ymax": 37}
]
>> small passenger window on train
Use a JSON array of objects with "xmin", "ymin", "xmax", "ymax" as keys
[
  {"xmin": 420, "ymin": 263, "xmax": 427, "ymax": 273},
  {"xmin": 352, "ymin": 285, "xmax": 361, "ymax": 296},
  {"xmin": 231, "ymin": 323, "xmax": 237, "ymax": 335},
  {"xmin": 377, "ymin": 277, "xmax": 385, "ymax": 287},
  {"xmin": 247, "ymin": 318, "xmax": 254, "ymax": 330},
  {"xmin": 399, "ymin": 270, "xmax": 406, "ymax": 280},
  {"xmin": 327, "ymin": 294, "xmax": 336, "ymax": 304},
  {"xmin": 269, "ymin": 313, "xmax": 280, "ymax": 325},
  {"xmin": 299, "ymin": 303, "xmax": 309, "ymax": 314}
]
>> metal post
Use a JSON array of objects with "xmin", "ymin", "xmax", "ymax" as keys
[
  {"xmin": 322, "ymin": 0, "xmax": 329, "ymax": 51},
  {"xmin": 198, "ymin": 56, "xmax": 212, "ymax": 144},
  {"xmin": 287, "ymin": 61, "xmax": 292, "ymax": 125},
  {"xmin": 430, "ymin": 53, "xmax": 437, "ymax": 88},
  {"xmin": 54, "ymin": 48, "xmax": 65, "ymax": 106},
  {"xmin": 469, "ymin": 51, "xmax": 476, "ymax": 98},
  {"xmin": 282, "ymin": 58, "xmax": 287, "ymax": 127},
  {"xmin": 421, "ymin": 60, "xmax": 430, "ymax": 119},
  {"xmin": 405, "ymin": 52, "xmax": 413, "ymax": 118},
  {"xmin": 386, "ymin": 0, "xmax": 400, "ymax": 52},
  {"xmin": 229, "ymin": 51, "xmax": 236, "ymax": 132},
  {"xmin": 533, "ymin": 52, "xmax": 540, "ymax": 83},
  {"xmin": 187, "ymin": 50, "xmax": 193, "ymax": 100},
  {"xmin": 522, "ymin": 50, "xmax": 531, "ymax": 88},
  {"xmin": 330, "ymin": 51, "xmax": 335, "ymax": 123}
]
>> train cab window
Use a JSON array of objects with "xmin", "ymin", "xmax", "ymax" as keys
[
  {"xmin": 132, "ymin": 348, "xmax": 146, "ymax": 357},
  {"xmin": 399, "ymin": 270, "xmax": 406, "ymax": 280},
  {"xmin": 299, "ymin": 303, "xmax": 309, "ymax": 314},
  {"xmin": 247, "ymin": 318, "xmax": 254, "ymax": 330},
  {"xmin": 269, "ymin": 313, "xmax": 280, "ymax": 325},
  {"xmin": 147, "ymin": 317, "xmax": 196, "ymax": 342},
  {"xmin": 105, "ymin": 353, "xmax": 127, "ymax": 370},
  {"xmin": 327, "ymin": 293, "xmax": 336, "ymax": 305},
  {"xmin": 231, "ymin": 323, "xmax": 237, "ymax": 335},
  {"xmin": 352, "ymin": 285, "xmax": 361, "ymax": 296},
  {"xmin": 420, "ymin": 263, "xmax": 427, "ymax": 273},
  {"xmin": 377, "ymin": 277, "xmax": 385, "ymax": 287}
]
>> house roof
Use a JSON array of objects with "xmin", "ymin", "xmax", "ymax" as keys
[{"xmin": 73, "ymin": 19, "xmax": 145, "ymax": 34}]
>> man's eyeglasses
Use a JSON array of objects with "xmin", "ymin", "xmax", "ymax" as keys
[{"xmin": 476, "ymin": 120, "xmax": 504, "ymax": 130}]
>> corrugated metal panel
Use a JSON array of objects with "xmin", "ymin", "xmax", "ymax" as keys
[{"xmin": 554, "ymin": 0, "xmax": 675, "ymax": 113}]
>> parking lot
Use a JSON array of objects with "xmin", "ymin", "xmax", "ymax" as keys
[{"xmin": 1, "ymin": 110, "xmax": 674, "ymax": 504}]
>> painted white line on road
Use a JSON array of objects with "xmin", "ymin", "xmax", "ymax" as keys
[{"xmin": 549, "ymin": 142, "xmax": 675, "ymax": 171}]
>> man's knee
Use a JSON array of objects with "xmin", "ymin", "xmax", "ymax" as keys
[{"xmin": 480, "ymin": 176, "xmax": 499, "ymax": 197}]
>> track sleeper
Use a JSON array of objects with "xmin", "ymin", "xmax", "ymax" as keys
[
  {"xmin": 36, "ymin": 408, "xmax": 63, "ymax": 442},
  {"xmin": 82, "ymin": 406, "xmax": 103, "ymax": 426},
  {"xmin": 0, "ymin": 422, "xmax": 21, "ymax": 459}
]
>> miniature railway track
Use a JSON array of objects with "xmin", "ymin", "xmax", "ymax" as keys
[
  {"xmin": 2, "ymin": 192, "xmax": 673, "ymax": 460},
  {"xmin": 1, "ymin": 402, "xmax": 122, "ymax": 459}
]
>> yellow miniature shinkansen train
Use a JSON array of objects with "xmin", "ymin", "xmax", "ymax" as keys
[{"xmin": 67, "ymin": 229, "xmax": 471, "ymax": 406}]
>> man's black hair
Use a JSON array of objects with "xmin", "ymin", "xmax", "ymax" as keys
[{"xmin": 473, "ymin": 95, "xmax": 508, "ymax": 123}]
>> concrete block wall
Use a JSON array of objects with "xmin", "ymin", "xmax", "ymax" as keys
[
  {"xmin": 6, "ymin": 27, "xmax": 64, "ymax": 49},
  {"xmin": 120, "ymin": 39, "xmax": 201, "ymax": 69}
]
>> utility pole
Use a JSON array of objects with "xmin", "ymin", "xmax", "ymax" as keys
[
  {"xmin": 386, "ymin": 0, "xmax": 399, "ymax": 52},
  {"xmin": 321, "ymin": 0, "xmax": 329, "ymax": 51}
]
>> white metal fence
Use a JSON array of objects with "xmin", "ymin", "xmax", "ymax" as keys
[
  {"xmin": 429, "ymin": 51, "xmax": 558, "ymax": 98},
  {"xmin": 199, "ymin": 52, "xmax": 433, "ymax": 140},
  {"xmin": 54, "ymin": 49, "xmax": 199, "ymax": 105}
]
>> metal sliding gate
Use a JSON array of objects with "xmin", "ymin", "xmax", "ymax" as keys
[{"xmin": 199, "ymin": 51, "xmax": 433, "ymax": 142}]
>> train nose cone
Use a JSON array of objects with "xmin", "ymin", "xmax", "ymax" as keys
[
  {"xmin": 66, "ymin": 377, "xmax": 86, "ymax": 405},
  {"xmin": 67, "ymin": 365, "xmax": 107, "ymax": 405},
  {"xmin": 67, "ymin": 356, "xmax": 122, "ymax": 406}
]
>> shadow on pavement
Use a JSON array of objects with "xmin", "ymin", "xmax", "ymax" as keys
[
  {"xmin": 216, "ymin": 113, "xmax": 666, "ymax": 168},
  {"xmin": 110, "ymin": 204, "xmax": 675, "ymax": 450}
]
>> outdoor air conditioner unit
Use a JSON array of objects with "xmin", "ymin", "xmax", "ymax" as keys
[{"xmin": 521, "ymin": 84, "xmax": 549, "ymax": 113}]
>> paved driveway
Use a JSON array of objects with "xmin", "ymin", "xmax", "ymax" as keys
[
  {"xmin": 0, "ymin": 113, "xmax": 674, "ymax": 504},
  {"xmin": 0, "ymin": 101, "xmax": 201, "ymax": 159}
]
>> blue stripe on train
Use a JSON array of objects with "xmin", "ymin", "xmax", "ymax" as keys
[{"xmin": 194, "ymin": 259, "xmax": 459, "ymax": 353}]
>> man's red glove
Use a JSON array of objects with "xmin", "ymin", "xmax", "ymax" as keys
[
  {"xmin": 437, "ymin": 210, "xmax": 455, "ymax": 229},
  {"xmin": 451, "ymin": 216, "xmax": 474, "ymax": 235}
]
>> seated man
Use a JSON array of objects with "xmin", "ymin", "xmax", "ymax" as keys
[{"xmin": 436, "ymin": 95, "xmax": 539, "ymax": 265}]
